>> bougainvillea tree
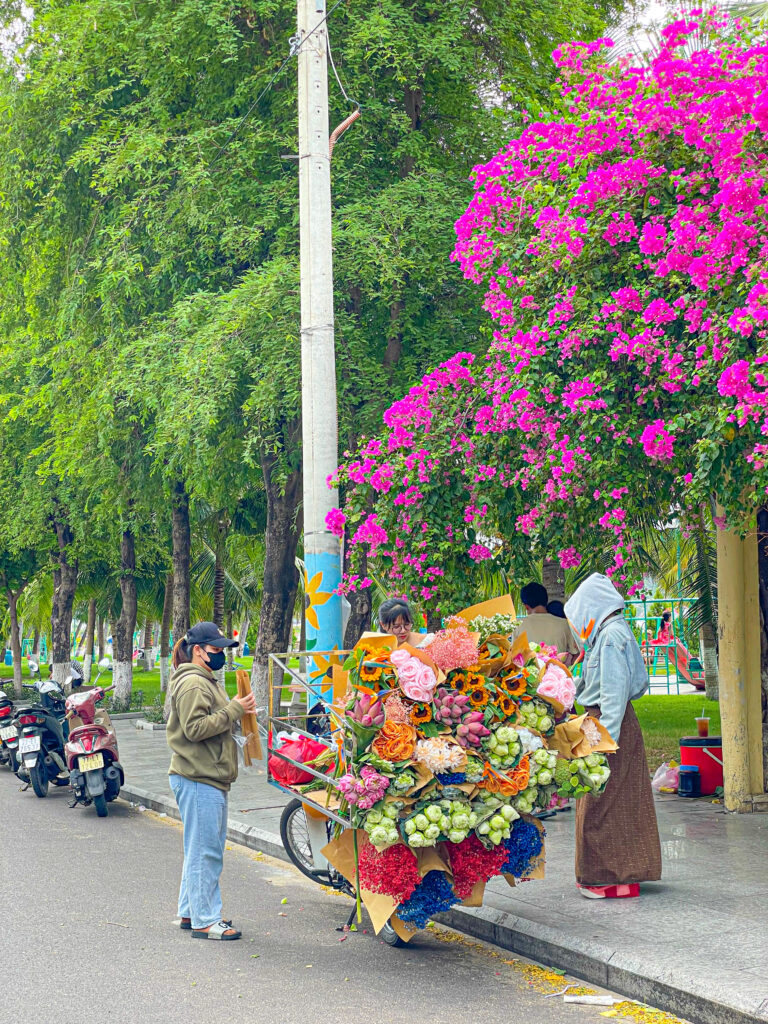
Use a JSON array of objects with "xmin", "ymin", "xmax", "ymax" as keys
[{"xmin": 332, "ymin": 10, "xmax": 768, "ymax": 632}]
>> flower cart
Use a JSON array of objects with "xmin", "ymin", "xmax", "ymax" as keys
[{"xmin": 266, "ymin": 598, "xmax": 616, "ymax": 945}]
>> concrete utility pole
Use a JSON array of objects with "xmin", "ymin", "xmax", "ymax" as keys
[{"xmin": 297, "ymin": 0, "xmax": 343, "ymax": 694}]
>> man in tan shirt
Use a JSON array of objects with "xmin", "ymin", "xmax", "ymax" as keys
[{"xmin": 513, "ymin": 582, "xmax": 581, "ymax": 665}]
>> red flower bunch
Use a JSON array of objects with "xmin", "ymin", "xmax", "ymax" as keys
[
  {"xmin": 447, "ymin": 835, "xmax": 508, "ymax": 900},
  {"xmin": 358, "ymin": 842, "xmax": 421, "ymax": 905}
]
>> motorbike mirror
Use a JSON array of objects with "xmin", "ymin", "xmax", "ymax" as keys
[{"xmin": 98, "ymin": 657, "xmax": 112, "ymax": 670}]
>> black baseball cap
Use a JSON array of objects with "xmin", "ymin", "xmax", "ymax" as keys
[{"xmin": 184, "ymin": 622, "xmax": 238, "ymax": 649}]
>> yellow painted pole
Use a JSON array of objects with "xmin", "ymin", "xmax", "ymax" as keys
[
  {"xmin": 741, "ymin": 531, "xmax": 765, "ymax": 796},
  {"xmin": 716, "ymin": 522, "xmax": 764, "ymax": 811}
]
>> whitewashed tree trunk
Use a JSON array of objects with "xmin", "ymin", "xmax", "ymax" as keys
[
  {"xmin": 160, "ymin": 655, "xmax": 171, "ymax": 693},
  {"xmin": 238, "ymin": 616, "xmax": 250, "ymax": 655},
  {"xmin": 112, "ymin": 661, "xmax": 133, "ymax": 709}
]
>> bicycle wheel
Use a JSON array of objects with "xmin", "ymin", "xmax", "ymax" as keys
[
  {"xmin": 280, "ymin": 799, "xmax": 330, "ymax": 884},
  {"xmin": 380, "ymin": 919, "xmax": 405, "ymax": 947}
]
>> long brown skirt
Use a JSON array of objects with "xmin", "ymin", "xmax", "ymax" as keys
[{"xmin": 575, "ymin": 703, "xmax": 662, "ymax": 886}]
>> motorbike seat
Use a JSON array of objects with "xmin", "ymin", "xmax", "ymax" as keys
[{"xmin": 68, "ymin": 722, "xmax": 110, "ymax": 741}]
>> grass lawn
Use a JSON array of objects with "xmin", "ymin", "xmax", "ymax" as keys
[
  {"xmin": 633, "ymin": 694, "xmax": 721, "ymax": 770},
  {"xmin": 1, "ymin": 658, "xmax": 719, "ymax": 767}
]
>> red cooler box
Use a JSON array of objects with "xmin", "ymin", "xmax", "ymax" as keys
[{"xmin": 679, "ymin": 737, "xmax": 723, "ymax": 795}]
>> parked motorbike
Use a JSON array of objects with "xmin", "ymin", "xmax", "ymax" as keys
[
  {"xmin": 14, "ymin": 669, "xmax": 70, "ymax": 797},
  {"xmin": 0, "ymin": 692, "xmax": 17, "ymax": 771},
  {"xmin": 65, "ymin": 658, "xmax": 123, "ymax": 817}
]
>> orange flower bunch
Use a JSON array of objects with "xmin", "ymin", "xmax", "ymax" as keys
[
  {"xmin": 495, "ymin": 692, "xmax": 518, "ymax": 719},
  {"xmin": 480, "ymin": 763, "xmax": 517, "ymax": 795},
  {"xmin": 360, "ymin": 661, "xmax": 385, "ymax": 684},
  {"xmin": 468, "ymin": 682, "xmax": 490, "ymax": 709},
  {"xmin": 499, "ymin": 670, "xmax": 527, "ymax": 698},
  {"xmin": 480, "ymin": 754, "xmax": 531, "ymax": 796},
  {"xmin": 448, "ymin": 666, "xmax": 486, "ymax": 696},
  {"xmin": 372, "ymin": 721, "xmax": 417, "ymax": 761},
  {"xmin": 410, "ymin": 703, "xmax": 433, "ymax": 727}
]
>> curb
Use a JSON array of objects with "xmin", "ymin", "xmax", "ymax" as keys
[
  {"xmin": 121, "ymin": 782, "xmax": 765, "ymax": 1024},
  {"xmin": 133, "ymin": 719, "xmax": 166, "ymax": 732},
  {"xmin": 433, "ymin": 906, "xmax": 765, "ymax": 1024}
]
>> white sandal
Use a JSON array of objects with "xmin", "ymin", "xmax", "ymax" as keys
[{"xmin": 191, "ymin": 920, "xmax": 241, "ymax": 940}]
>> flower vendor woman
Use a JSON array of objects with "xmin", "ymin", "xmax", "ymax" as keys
[
  {"xmin": 564, "ymin": 574, "xmax": 662, "ymax": 899},
  {"xmin": 379, "ymin": 598, "xmax": 433, "ymax": 648}
]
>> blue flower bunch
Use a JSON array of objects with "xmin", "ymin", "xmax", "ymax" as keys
[
  {"xmin": 500, "ymin": 819, "xmax": 544, "ymax": 878},
  {"xmin": 434, "ymin": 771, "xmax": 467, "ymax": 785},
  {"xmin": 397, "ymin": 870, "xmax": 459, "ymax": 929}
]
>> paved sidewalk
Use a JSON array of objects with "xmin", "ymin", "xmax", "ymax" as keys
[{"xmin": 115, "ymin": 720, "xmax": 768, "ymax": 1024}]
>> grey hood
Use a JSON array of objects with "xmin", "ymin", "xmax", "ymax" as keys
[{"xmin": 564, "ymin": 573, "xmax": 625, "ymax": 646}]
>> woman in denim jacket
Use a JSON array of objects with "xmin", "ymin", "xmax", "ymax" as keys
[{"xmin": 564, "ymin": 574, "xmax": 662, "ymax": 899}]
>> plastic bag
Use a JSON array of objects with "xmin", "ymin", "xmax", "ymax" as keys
[
  {"xmin": 268, "ymin": 735, "xmax": 330, "ymax": 786},
  {"xmin": 651, "ymin": 760, "xmax": 679, "ymax": 793}
]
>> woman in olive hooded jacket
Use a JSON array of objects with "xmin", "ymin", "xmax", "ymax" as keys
[{"xmin": 166, "ymin": 622, "xmax": 256, "ymax": 940}]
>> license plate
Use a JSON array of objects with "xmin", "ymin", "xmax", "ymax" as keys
[
  {"xmin": 0, "ymin": 726, "xmax": 15, "ymax": 741},
  {"xmin": 79, "ymin": 753, "xmax": 104, "ymax": 772},
  {"xmin": 19, "ymin": 735, "xmax": 41, "ymax": 754}
]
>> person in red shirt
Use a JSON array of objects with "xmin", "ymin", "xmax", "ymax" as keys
[{"xmin": 656, "ymin": 610, "xmax": 674, "ymax": 644}]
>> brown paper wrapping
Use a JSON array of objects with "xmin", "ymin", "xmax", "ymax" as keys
[
  {"xmin": 300, "ymin": 787, "xmax": 344, "ymax": 813},
  {"xmin": 321, "ymin": 831, "xmax": 454, "ymax": 936},
  {"xmin": 461, "ymin": 878, "xmax": 487, "ymax": 907},
  {"xmin": 507, "ymin": 631, "xmax": 533, "ymax": 667},
  {"xmin": 321, "ymin": 830, "xmax": 399, "ymax": 934},
  {"xmin": 549, "ymin": 712, "xmax": 618, "ymax": 759},
  {"xmin": 456, "ymin": 595, "xmax": 517, "ymax": 623},
  {"xmin": 357, "ymin": 633, "xmax": 397, "ymax": 654},
  {"xmin": 389, "ymin": 914, "xmax": 417, "ymax": 942},
  {"xmin": 236, "ymin": 670, "xmax": 263, "ymax": 765}
]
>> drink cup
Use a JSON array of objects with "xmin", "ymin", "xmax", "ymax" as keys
[{"xmin": 696, "ymin": 717, "xmax": 709, "ymax": 738}]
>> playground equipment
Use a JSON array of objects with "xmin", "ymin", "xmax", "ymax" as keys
[{"xmin": 646, "ymin": 639, "xmax": 705, "ymax": 690}]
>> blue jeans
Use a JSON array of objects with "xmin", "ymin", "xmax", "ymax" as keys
[{"xmin": 169, "ymin": 775, "xmax": 228, "ymax": 929}]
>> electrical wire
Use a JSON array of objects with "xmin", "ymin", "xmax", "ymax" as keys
[
  {"xmin": 211, "ymin": 0, "xmax": 347, "ymax": 165},
  {"xmin": 326, "ymin": 22, "xmax": 360, "ymax": 109}
]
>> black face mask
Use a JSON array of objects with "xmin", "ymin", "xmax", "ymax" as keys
[{"xmin": 204, "ymin": 650, "xmax": 226, "ymax": 672}]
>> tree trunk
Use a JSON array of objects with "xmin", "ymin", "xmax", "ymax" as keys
[
  {"xmin": 97, "ymin": 617, "xmax": 105, "ymax": 661},
  {"xmin": 112, "ymin": 529, "xmax": 138, "ymax": 712},
  {"xmin": 343, "ymin": 542, "xmax": 371, "ymax": 647},
  {"xmin": 226, "ymin": 611, "xmax": 235, "ymax": 670},
  {"xmin": 541, "ymin": 558, "xmax": 565, "ymax": 603},
  {"xmin": 32, "ymin": 628, "xmax": 40, "ymax": 660},
  {"xmin": 159, "ymin": 570, "xmax": 173, "ymax": 693},
  {"xmin": 51, "ymin": 518, "xmax": 78, "ymax": 691},
  {"xmin": 427, "ymin": 612, "xmax": 442, "ymax": 633},
  {"xmin": 165, "ymin": 482, "xmax": 191, "ymax": 720},
  {"xmin": 754, "ymin": 508, "xmax": 768, "ymax": 790},
  {"xmin": 250, "ymin": 446, "xmax": 302, "ymax": 709},
  {"xmin": 238, "ymin": 615, "xmax": 250, "ymax": 656},
  {"xmin": 5, "ymin": 591, "xmax": 24, "ymax": 698},
  {"xmin": 172, "ymin": 480, "xmax": 191, "ymax": 638},
  {"xmin": 700, "ymin": 620, "xmax": 719, "ymax": 701},
  {"xmin": 83, "ymin": 598, "xmax": 97, "ymax": 686},
  {"xmin": 213, "ymin": 550, "xmax": 225, "ymax": 628}
]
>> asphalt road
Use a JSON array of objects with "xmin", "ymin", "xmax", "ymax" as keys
[{"xmin": 0, "ymin": 771, "xmax": 678, "ymax": 1024}]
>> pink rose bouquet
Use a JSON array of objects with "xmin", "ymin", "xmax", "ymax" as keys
[
  {"xmin": 390, "ymin": 648, "xmax": 438, "ymax": 702},
  {"xmin": 537, "ymin": 661, "xmax": 576, "ymax": 711}
]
